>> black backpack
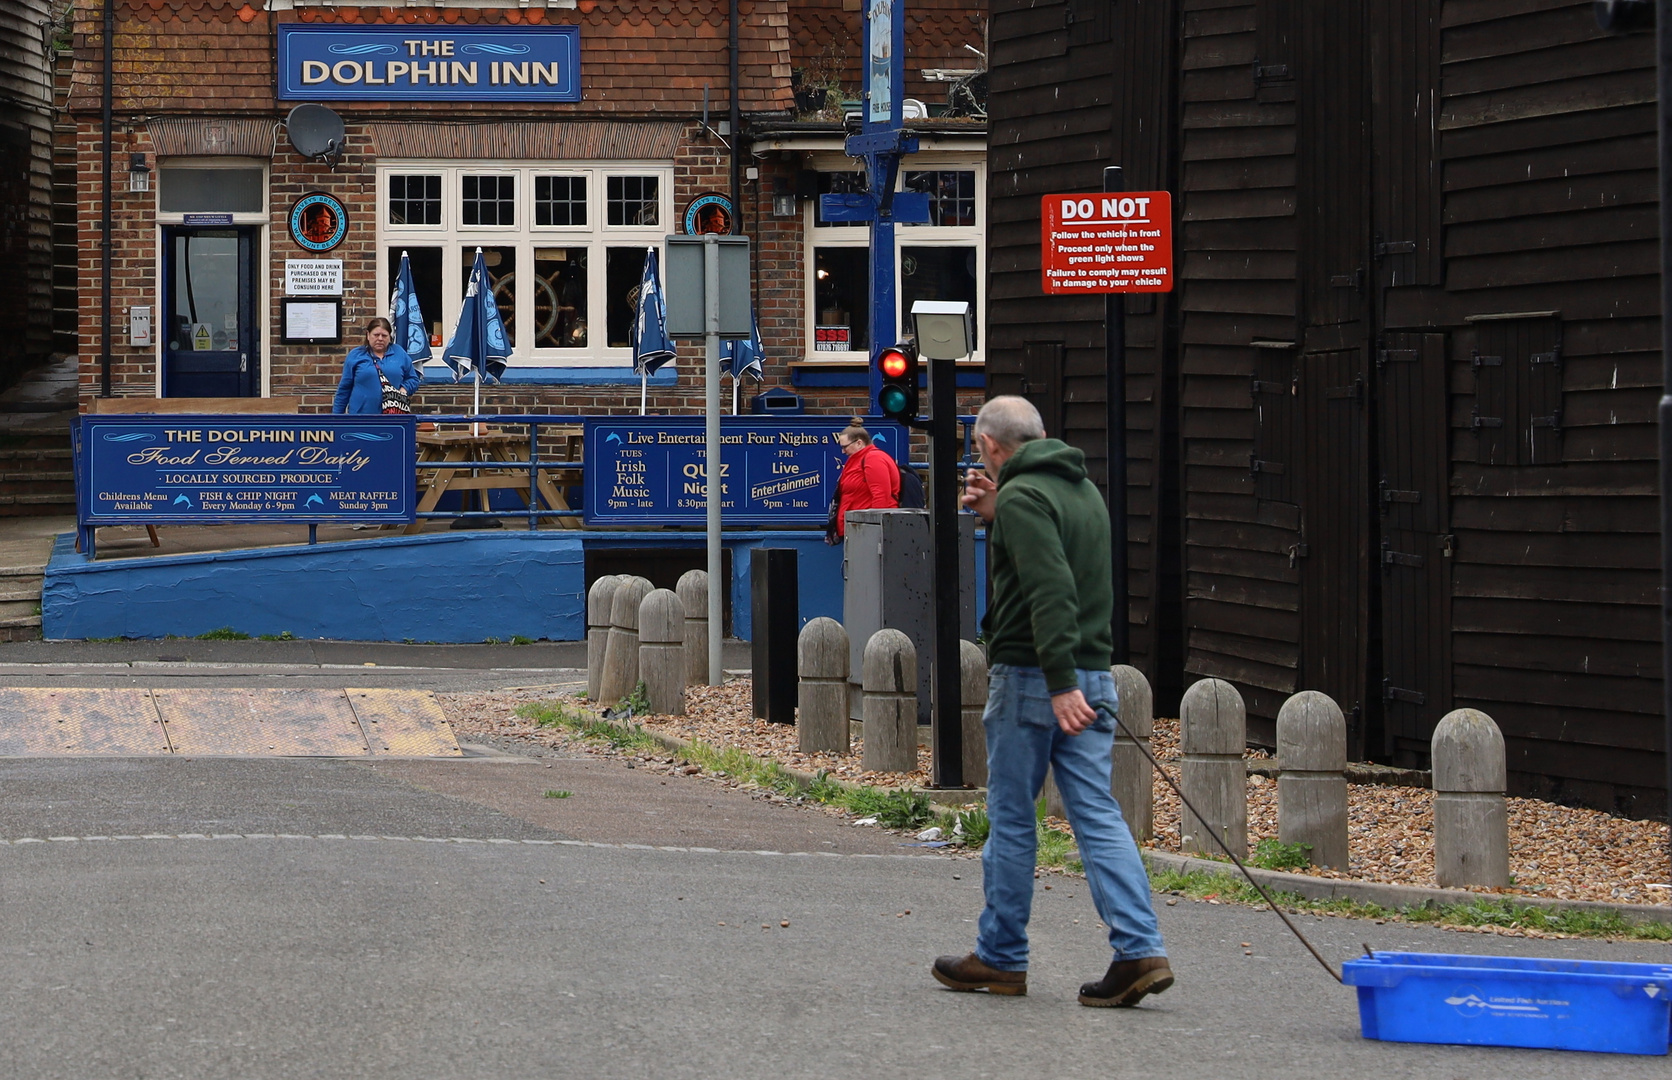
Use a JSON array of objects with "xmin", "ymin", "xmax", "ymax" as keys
[{"xmin": 897, "ymin": 463, "xmax": 926, "ymax": 509}]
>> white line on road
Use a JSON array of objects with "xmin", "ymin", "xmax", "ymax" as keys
[{"xmin": 0, "ymin": 833, "xmax": 951, "ymax": 859}]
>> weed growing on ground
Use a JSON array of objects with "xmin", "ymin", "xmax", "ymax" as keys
[
  {"xmin": 618, "ymin": 681, "xmax": 651, "ymax": 715},
  {"xmin": 678, "ymin": 741, "xmax": 801, "ymax": 794},
  {"xmin": 1249, "ymin": 838, "xmax": 1314, "ymax": 871},
  {"xmin": 483, "ymin": 637, "xmax": 502, "ymax": 646},
  {"xmin": 510, "ymin": 635, "xmax": 534, "ymax": 646},
  {"xmin": 806, "ymin": 769, "xmax": 846, "ymax": 804},
  {"xmin": 952, "ymin": 807, "xmax": 990, "ymax": 848},
  {"xmin": 196, "ymin": 627, "xmax": 250, "ymax": 640},
  {"xmin": 543, "ymin": 789, "xmax": 573, "ymax": 799},
  {"xmin": 515, "ymin": 700, "xmax": 658, "ymax": 752},
  {"xmin": 875, "ymin": 789, "xmax": 935, "ymax": 830},
  {"xmin": 1036, "ymin": 823, "xmax": 1078, "ymax": 868},
  {"xmin": 256, "ymin": 631, "xmax": 296, "ymax": 642},
  {"xmin": 85, "ymin": 636, "xmax": 125, "ymax": 643}
]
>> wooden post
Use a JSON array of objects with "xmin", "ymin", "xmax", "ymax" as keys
[
  {"xmin": 959, "ymin": 640, "xmax": 988, "ymax": 788},
  {"xmin": 861, "ymin": 628, "xmax": 917, "ymax": 773},
  {"xmin": 1111, "ymin": 664, "xmax": 1154, "ymax": 843},
  {"xmin": 1432, "ymin": 708, "xmax": 1510, "ymax": 888},
  {"xmin": 586, "ymin": 575, "xmax": 624, "ymax": 704},
  {"xmin": 1276, "ymin": 690, "xmax": 1349, "ymax": 868},
  {"xmin": 638, "ymin": 589, "xmax": 686, "ymax": 716},
  {"xmin": 677, "ymin": 569, "xmax": 709, "ymax": 689},
  {"xmin": 797, "ymin": 617, "xmax": 849, "ymax": 753},
  {"xmin": 599, "ymin": 576, "xmax": 654, "ymax": 707},
  {"xmin": 1178, "ymin": 677, "xmax": 1247, "ymax": 858}
]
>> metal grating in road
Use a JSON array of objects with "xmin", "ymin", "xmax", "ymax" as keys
[{"xmin": 0, "ymin": 688, "xmax": 462, "ymax": 757}]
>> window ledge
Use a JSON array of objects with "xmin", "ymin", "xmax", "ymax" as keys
[{"xmin": 420, "ymin": 366, "xmax": 675, "ymax": 387}]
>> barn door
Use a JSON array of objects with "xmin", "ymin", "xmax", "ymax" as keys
[
  {"xmin": 1297, "ymin": 347, "xmax": 1371, "ymax": 757},
  {"xmin": 1375, "ymin": 332, "xmax": 1450, "ymax": 765}
]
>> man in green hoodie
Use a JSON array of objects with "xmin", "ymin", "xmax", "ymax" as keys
[{"xmin": 932, "ymin": 395, "xmax": 1173, "ymax": 1006}]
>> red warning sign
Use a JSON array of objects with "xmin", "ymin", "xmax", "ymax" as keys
[{"xmin": 1040, "ymin": 191, "xmax": 1173, "ymax": 294}]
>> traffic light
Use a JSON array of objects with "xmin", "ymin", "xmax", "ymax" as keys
[{"xmin": 875, "ymin": 341, "xmax": 919, "ymax": 422}]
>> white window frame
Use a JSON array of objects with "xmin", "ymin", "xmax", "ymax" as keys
[
  {"xmin": 802, "ymin": 153, "xmax": 985, "ymax": 364},
  {"xmin": 377, "ymin": 160, "xmax": 673, "ymax": 369}
]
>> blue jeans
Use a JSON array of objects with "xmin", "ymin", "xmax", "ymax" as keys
[{"xmin": 976, "ymin": 664, "xmax": 1167, "ymax": 971}]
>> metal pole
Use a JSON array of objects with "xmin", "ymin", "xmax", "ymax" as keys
[
  {"xmin": 1104, "ymin": 165, "xmax": 1129, "ymax": 664},
  {"xmin": 1655, "ymin": 0, "xmax": 1672, "ymax": 867},
  {"xmin": 705, "ymin": 233, "xmax": 724, "ymax": 685},
  {"xmin": 100, "ymin": 0, "xmax": 114, "ymax": 397},
  {"xmin": 929, "ymin": 353, "xmax": 963, "ymax": 787}
]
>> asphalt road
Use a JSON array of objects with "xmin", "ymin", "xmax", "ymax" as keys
[{"xmin": 2, "ymin": 735, "xmax": 1671, "ymax": 1078}]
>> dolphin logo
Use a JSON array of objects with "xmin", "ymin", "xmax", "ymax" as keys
[
  {"xmin": 305, "ymin": 494, "xmax": 324, "ymax": 509},
  {"xmin": 172, "ymin": 494, "xmax": 192, "ymax": 508},
  {"xmin": 605, "ymin": 432, "xmax": 622, "ymax": 444}
]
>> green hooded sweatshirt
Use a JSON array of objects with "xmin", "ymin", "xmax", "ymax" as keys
[{"xmin": 983, "ymin": 437, "xmax": 1113, "ymax": 692}]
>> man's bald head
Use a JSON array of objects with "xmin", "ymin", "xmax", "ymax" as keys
[{"xmin": 973, "ymin": 395, "xmax": 1047, "ymax": 452}]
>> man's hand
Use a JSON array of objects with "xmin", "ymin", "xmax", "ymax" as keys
[
  {"xmin": 1052, "ymin": 688, "xmax": 1097, "ymax": 735},
  {"xmin": 962, "ymin": 468, "xmax": 998, "ymax": 522}
]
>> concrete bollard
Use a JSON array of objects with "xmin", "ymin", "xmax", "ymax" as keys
[
  {"xmin": 677, "ymin": 569, "xmax": 708, "ymax": 688},
  {"xmin": 1432, "ymin": 708, "xmax": 1510, "ymax": 888},
  {"xmin": 797, "ymin": 618, "xmax": 849, "ymax": 753},
  {"xmin": 638, "ymin": 589, "xmax": 686, "ymax": 716},
  {"xmin": 585, "ymin": 575, "xmax": 625, "ymax": 703},
  {"xmin": 1111, "ymin": 665, "xmax": 1154, "ymax": 844},
  {"xmin": 960, "ymin": 640, "xmax": 988, "ymax": 788},
  {"xmin": 1276, "ymin": 690, "xmax": 1349, "ymax": 868},
  {"xmin": 598, "ymin": 576, "xmax": 654, "ymax": 707},
  {"xmin": 1178, "ymin": 677, "xmax": 1247, "ymax": 859},
  {"xmin": 861, "ymin": 629, "xmax": 917, "ymax": 774}
]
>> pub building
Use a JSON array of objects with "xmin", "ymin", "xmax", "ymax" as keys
[{"xmin": 66, "ymin": 0, "xmax": 989, "ymax": 419}]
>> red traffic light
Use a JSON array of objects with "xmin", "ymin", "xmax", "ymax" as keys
[{"xmin": 879, "ymin": 348, "xmax": 911, "ymax": 380}]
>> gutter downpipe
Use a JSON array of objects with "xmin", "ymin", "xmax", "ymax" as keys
[{"xmin": 100, "ymin": 0, "xmax": 113, "ymax": 397}]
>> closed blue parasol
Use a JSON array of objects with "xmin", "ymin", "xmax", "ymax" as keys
[
  {"xmin": 440, "ymin": 247, "xmax": 512, "ymax": 417},
  {"xmin": 631, "ymin": 247, "xmax": 676, "ymax": 413},
  {"xmin": 389, "ymin": 250, "xmax": 432, "ymax": 366},
  {"xmin": 719, "ymin": 309, "xmax": 764, "ymax": 413}
]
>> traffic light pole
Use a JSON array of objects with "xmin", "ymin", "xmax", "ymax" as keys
[{"xmin": 928, "ymin": 353, "xmax": 964, "ymax": 788}]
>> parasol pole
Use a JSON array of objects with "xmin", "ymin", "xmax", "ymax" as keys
[
  {"xmin": 472, "ymin": 364, "xmax": 482, "ymax": 437},
  {"xmin": 641, "ymin": 370, "xmax": 648, "ymax": 415}
]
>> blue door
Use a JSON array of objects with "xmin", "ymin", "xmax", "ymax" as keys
[{"xmin": 162, "ymin": 227, "xmax": 258, "ymax": 397}]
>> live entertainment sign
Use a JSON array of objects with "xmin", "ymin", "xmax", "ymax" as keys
[{"xmin": 1040, "ymin": 191, "xmax": 1174, "ymax": 294}]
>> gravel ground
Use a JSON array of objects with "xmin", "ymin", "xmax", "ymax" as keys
[{"xmin": 435, "ymin": 680, "xmax": 1671, "ymax": 907}]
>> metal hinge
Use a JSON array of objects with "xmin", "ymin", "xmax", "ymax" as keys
[
  {"xmin": 1381, "ymin": 540, "xmax": 1424, "ymax": 569},
  {"xmin": 1249, "ymin": 453, "xmax": 1286, "ymax": 478},
  {"xmin": 1379, "ymin": 483, "xmax": 1421, "ymax": 506},
  {"xmin": 1250, "ymin": 376, "xmax": 1286, "ymax": 395},
  {"xmin": 1383, "ymin": 679, "xmax": 1427, "ymax": 706},
  {"xmin": 1531, "ymin": 409, "xmax": 1563, "ymax": 433},
  {"xmin": 1471, "ymin": 350, "xmax": 1503, "ymax": 369},
  {"xmin": 1471, "ymin": 406, "xmax": 1503, "ymax": 430},
  {"xmin": 1376, "ymin": 348, "xmax": 1418, "ymax": 369},
  {"xmin": 1324, "ymin": 376, "xmax": 1364, "ymax": 404},
  {"xmin": 1373, "ymin": 238, "xmax": 1417, "ymax": 258},
  {"xmin": 1530, "ymin": 347, "xmax": 1562, "ymax": 367},
  {"xmin": 1329, "ymin": 268, "xmax": 1364, "ymax": 289},
  {"xmin": 1253, "ymin": 59, "xmax": 1292, "ymax": 84}
]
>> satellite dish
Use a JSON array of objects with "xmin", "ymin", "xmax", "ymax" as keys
[{"xmin": 286, "ymin": 104, "xmax": 347, "ymax": 166}]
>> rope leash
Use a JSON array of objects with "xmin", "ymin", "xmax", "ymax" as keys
[{"xmin": 1109, "ymin": 710, "xmax": 1345, "ymax": 984}]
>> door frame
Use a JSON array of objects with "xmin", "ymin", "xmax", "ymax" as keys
[{"xmin": 159, "ymin": 224, "xmax": 263, "ymax": 398}]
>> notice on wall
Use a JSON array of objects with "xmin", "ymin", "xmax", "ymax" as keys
[
  {"xmin": 583, "ymin": 416, "xmax": 907, "ymax": 527},
  {"xmin": 285, "ymin": 259, "xmax": 344, "ymax": 296},
  {"xmin": 76, "ymin": 415, "xmax": 417, "ymax": 525},
  {"xmin": 1039, "ymin": 191, "xmax": 1174, "ymax": 294}
]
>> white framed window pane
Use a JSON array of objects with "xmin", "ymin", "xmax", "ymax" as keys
[
  {"xmin": 902, "ymin": 170, "xmax": 977, "ymax": 227},
  {"xmin": 606, "ymin": 175, "xmax": 659, "ymax": 226},
  {"xmin": 462, "ymin": 174, "xmax": 516, "ymax": 227},
  {"xmin": 460, "ymin": 244, "xmax": 519, "ymax": 341},
  {"xmin": 605, "ymin": 247, "xmax": 651, "ymax": 347},
  {"xmin": 534, "ymin": 175, "xmax": 587, "ymax": 227},
  {"xmin": 814, "ymin": 170, "xmax": 866, "ymax": 228},
  {"xmin": 388, "ymin": 174, "xmax": 442, "ymax": 226},
  {"xmin": 900, "ymin": 246, "xmax": 978, "ymax": 349},
  {"xmin": 386, "ymin": 247, "xmax": 444, "ymax": 345},
  {"xmin": 534, "ymin": 247, "xmax": 588, "ymax": 348},
  {"xmin": 813, "ymin": 247, "xmax": 868, "ymax": 353},
  {"xmin": 158, "ymin": 167, "xmax": 263, "ymax": 213}
]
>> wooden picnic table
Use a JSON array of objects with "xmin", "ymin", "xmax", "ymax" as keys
[{"xmin": 406, "ymin": 426, "xmax": 582, "ymax": 533}]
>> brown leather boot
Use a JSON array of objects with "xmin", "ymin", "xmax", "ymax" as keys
[
  {"xmin": 1078, "ymin": 956, "xmax": 1174, "ymax": 1007},
  {"xmin": 932, "ymin": 953, "xmax": 1028, "ymax": 996}
]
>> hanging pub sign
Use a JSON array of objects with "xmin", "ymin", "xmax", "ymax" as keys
[
  {"xmin": 1039, "ymin": 191, "xmax": 1174, "ymax": 294},
  {"xmin": 289, "ymin": 192, "xmax": 349, "ymax": 252},
  {"xmin": 683, "ymin": 192, "xmax": 734, "ymax": 235},
  {"xmin": 277, "ymin": 25, "xmax": 581, "ymax": 103}
]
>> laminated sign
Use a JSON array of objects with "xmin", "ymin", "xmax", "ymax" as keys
[{"xmin": 1040, "ymin": 191, "xmax": 1173, "ymax": 294}]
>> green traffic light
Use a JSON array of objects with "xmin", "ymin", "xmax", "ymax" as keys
[{"xmin": 879, "ymin": 385, "xmax": 913, "ymax": 417}]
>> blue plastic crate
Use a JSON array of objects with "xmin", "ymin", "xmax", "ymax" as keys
[{"xmin": 1343, "ymin": 951, "xmax": 1672, "ymax": 1055}]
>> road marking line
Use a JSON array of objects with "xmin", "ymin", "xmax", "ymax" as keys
[{"xmin": 0, "ymin": 833, "xmax": 952, "ymax": 859}]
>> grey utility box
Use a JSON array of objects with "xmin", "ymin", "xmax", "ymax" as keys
[{"xmin": 842, "ymin": 508, "xmax": 978, "ymax": 726}]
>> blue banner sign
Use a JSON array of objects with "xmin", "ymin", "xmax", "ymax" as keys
[
  {"xmin": 582, "ymin": 416, "xmax": 907, "ymax": 527},
  {"xmin": 277, "ymin": 25, "xmax": 581, "ymax": 103},
  {"xmin": 75, "ymin": 415, "xmax": 416, "ymax": 526}
]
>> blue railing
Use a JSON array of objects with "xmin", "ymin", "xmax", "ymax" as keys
[{"xmin": 412, "ymin": 413, "xmax": 984, "ymax": 531}]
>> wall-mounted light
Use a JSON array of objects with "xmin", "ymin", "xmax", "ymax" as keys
[
  {"xmin": 772, "ymin": 194, "xmax": 797, "ymax": 218},
  {"xmin": 127, "ymin": 152, "xmax": 150, "ymax": 193}
]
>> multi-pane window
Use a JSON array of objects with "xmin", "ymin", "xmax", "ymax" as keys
[
  {"xmin": 387, "ymin": 174, "xmax": 441, "ymax": 226},
  {"xmin": 606, "ymin": 175, "xmax": 659, "ymax": 226},
  {"xmin": 805, "ymin": 159, "xmax": 985, "ymax": 360},
  {"xmin": 380, "ymin": 164, "xmax": 671, "ymax": 368},
  {"xmin": 535, "ymin": 175, "xmax": 587, "ymax": 227},
  {"xmin": 461, "ymin": 175, "xmax": 516, "ymax": 227}
]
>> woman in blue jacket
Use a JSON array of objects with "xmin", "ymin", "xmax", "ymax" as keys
[{"xmin": 332, "ymin": 317, "xmax": 421, "ymax": 414}]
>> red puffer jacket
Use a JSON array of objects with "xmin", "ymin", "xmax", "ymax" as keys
[{"xmin": 834, "ymin": 443, "xmax": 901, "ymax": 537}]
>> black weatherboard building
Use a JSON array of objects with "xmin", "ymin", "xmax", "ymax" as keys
[{"xmin": 986, "ymin": 0, "xmax": 1666, "ymax": 816}]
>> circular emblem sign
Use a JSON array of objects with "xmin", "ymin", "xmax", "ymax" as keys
[
  {"xmin": 289, "ymin": 191, "xmax": 349, "ymax": 252},
  {"xmin": 683, "ymin": 192, "xmax": 734, "ymax": 235}
]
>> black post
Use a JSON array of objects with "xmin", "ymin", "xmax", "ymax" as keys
[
  {"xmin": 1655, "ymin": 0, "xmax": 1672, "ymax": 866},
  {"xmin": 929, "ymin": 354, "xmax": 964, "ymax": 787},
  {"xmin": 100, "ymin": 0, "xmax": 114, "ymax": 397},
  {"xmin": 1104, "ymin": 165, "xmax": 1129, "ymax": 664},
  {"xmin": 750, "ymin": 548, "xmax": 798, "ymax": 723}
]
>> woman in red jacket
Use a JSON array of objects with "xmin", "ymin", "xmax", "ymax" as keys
[{"xmin": 832, "ymin": 418, "xmax": 900, "ymax": 539}]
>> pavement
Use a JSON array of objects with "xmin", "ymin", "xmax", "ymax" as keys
[{"xmin": 0, "ymin": 706, "xmax": 1669, "ymax": 1077}]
